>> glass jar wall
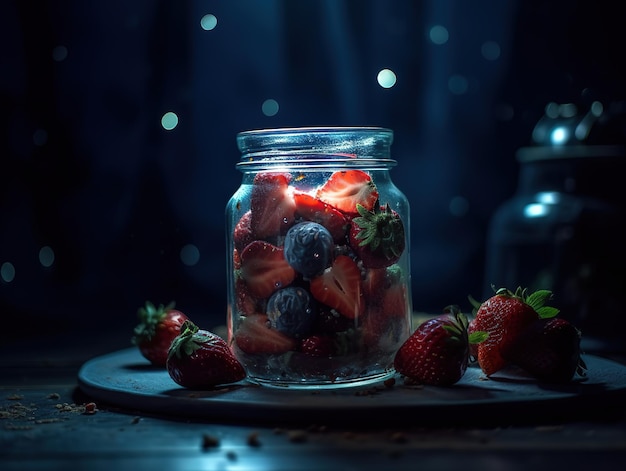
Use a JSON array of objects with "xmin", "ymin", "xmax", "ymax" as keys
[{"xmin": 225, "ymin": 127, "xmax": 412, "ymax": 388}]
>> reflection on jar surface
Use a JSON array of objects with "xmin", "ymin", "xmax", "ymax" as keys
[{"xmin": 225, "ymin": 127, "xmax": 412, "ymax": 388}]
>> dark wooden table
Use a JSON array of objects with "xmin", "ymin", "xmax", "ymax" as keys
[{"xmin": 2, "ymin": 324, "xmax": 626, "ymax": 471}]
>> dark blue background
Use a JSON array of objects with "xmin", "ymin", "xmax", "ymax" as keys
[{"xmin": 1, "ymin": 0, "xmax": 624, "ymax": 339}]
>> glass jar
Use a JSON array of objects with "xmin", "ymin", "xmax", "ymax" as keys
[
  {"xmin": 225, "ymin": 127, "xmax": 412, "ymax": 388},
  {"xmin": 484, "ymin": 145, "xmax": 626, "ymax": 352}
]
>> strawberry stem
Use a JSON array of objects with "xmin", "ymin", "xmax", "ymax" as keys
[
  {"xmin": 353, "ymin": 202, "xmax": 405, "ymax": 261},
  {"xmin": 167, "ymin": 320, "xmax": 201, "ymax": 360},
  {"xmin": 131, "ymin": 301, "xmax": 175, "ymax": 344}
]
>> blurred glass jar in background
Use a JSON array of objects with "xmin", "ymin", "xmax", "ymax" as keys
[
  {"xmin": 226, "ymin": 127, "xmax": 412, "ymax": 388},
  {"xmin": 485, "ymin": 101, "xmax": 626, "ymax": 353}
]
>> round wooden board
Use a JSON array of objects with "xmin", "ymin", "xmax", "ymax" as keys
[{"xmin": 78, "ymin": 348, "xmax": 626, "ymax": 426}]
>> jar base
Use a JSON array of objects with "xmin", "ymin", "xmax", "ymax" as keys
[{"xmin": 245, "ymin": 369, "xmax": 396, "ymax": 390}]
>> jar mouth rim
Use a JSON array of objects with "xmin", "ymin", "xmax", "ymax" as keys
[
  {"xmin": 235, "ymin": 157, "xmax": 397, "ymax": 171},
  {"xmin": 237, "ymin": 126, "xmax": 393, "ymax": 137}
]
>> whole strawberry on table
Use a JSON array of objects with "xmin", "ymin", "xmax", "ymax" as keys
[
  {"xmin": 131, "ymin": 301, "xmax": 189, "ymax": 367},
  {"xmin": 394, "ymin": 305, "xmax": 487, "ymax": 386},
  {"xmin": 469, "ymin": 286, "xmax": 587, "ymax": 383},
  {"xmin": 166, "ymin": 320, "xmax": 246, "ymax": 389}
]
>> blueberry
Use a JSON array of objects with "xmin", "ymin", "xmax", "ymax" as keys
[
  {"xmin": 267, "ymin": 287, "xmax": 316, "ymax": 338},
  {"xmin": 284, "ymin": 222, "xmax": 333, "ymax": 277}
]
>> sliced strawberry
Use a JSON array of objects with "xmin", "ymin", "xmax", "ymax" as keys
[
  {"xmin": 362, "ymin": 267, "xmax": 410, "ymax": 352},
  {"xmin": 310, "ymin": 255, "xmax": 363, "ymax": 319},
  {"xmin": 382, "ymin": 283, "xmax": 409, "ymax": 318},
  {"xmin": 239, "ymin": 241, "xmax": 296, "ymax": 298},
  {"xmin": 234, "ymin": 277, "xmax": 260, "ymax": 316},
  {"xmin": 234, "ymin": 314, "xmax": 297, "ymax": 354},
  {"xmin": 250, "ymin": 172, "xmax": 296, "ymax": 239},
  {"xmin": 233, "ymin": 248, "xmax": 242, "ymax": 271},
  {"xmin": 363, "ymin": 265, "xmax": 403, "ymax": 305},
  {"xmin": 293, "ymin": 191, "xmax": 348, "ymax": 242},
  {"xmin": 233, "ymin": 210, "xmax": 254, "ymax": 252},
  {"xmin": 315, "ymin": 170, "xmax": 379, "ymax": 216}
]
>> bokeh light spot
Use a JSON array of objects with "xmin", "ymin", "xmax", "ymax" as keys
[
  {"xmin": 1, "ymin": 262, "xmax": 15, "ymax": 283},
  {"xmin": 590, "ymin": 101, "xmax": 603, "ymax": 116},
  {"xmin": 550, "ymin": 126, "xmax": 568, "ymax": 144},
  {"xmin": 33, "ymin": 129, "xmax": 48, "ymax": 146},
  {"xmin": 200, "ymin": 14, "xmax": 218, "ymax": 31},
  {"xmin": 481, "ymin": 41, "xmax": 501, "ymax": 61},
  {"xmin": 448, "ymin": 75, "xmax": 468, "ymax": 95},
  {"xmin": 449, "ymin": 196, "xmax": 469, "ymax": 217},
  {"xmin": 52, "ymin": 45, "xmax": 68, "ymax": 62},
  {"xmin": 429, "ymin": 25, "xmax": 449, "ymax": 45},
  {"xmin": 161, "ymin": 112, "xmax": 179, "ymax": 130},
  {"xmin": 545, "ymin": 102, "xmax": 560, "ymax": 118},
  {"xmin": 524, "ymin": 203, "xmax": 548, "ymax": 218},
  {"xmin": 262, "ymin": 99, "xmax": 279, "ymax": 117},
  {"xmin": 377, "ymin": 69, "xmax": 397, "ymax": 88},
  {"xmin": 537, "ymin": 192, "xmax": 560, "ymax": 205},
  {"xmin": 39, "ymin": 246, "xmax": 55, "ymax": 268},
  {"xmin": 559, "ymin": 103, "xmax": 577, "ymax": 118},
  {"xmin": 180, "ymin": 244, "xmax": 200, "ymax": 266}
]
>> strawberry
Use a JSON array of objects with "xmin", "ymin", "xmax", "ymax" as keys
[
  {"xmin": 349, "ymin": 202, "xmax": 406, "ymax": 268},
  {"xmin": 238, "ymin": 241, "xmax": 296, "ymax": 298},
  {"xmin": 502, "ymin": 317, "xmax": 587, "ymax": 383},
  {"xmin": 363, "ymin": 266, "xmax": 395, "ymax": 303},
  {"xmin": 293, "ymin": 191, "xmax": 348, "ymax": 242},
  {"xmin": 315, "ymin": 169, "xmax": 379, "ymax": 216},
  {"xmin": 362, "ymin": 266, "xmax": 410, "ymax": 351},
  {"xmin": 249, "ymin": 172, "xmax": 296, "ymax": 239},
  {"xmin": 233, "ymin": 210, "xmax": 254, "ymax": 252},
  {"xmin": 394, "ymin": 306, "xmax": 487, "ymax": 386},
  {"xmin": 363, "ymin": 265, "xmax": 408, "ymax": 317},
  {"xmin": 310, "ymin": 255, "xmax": 364, "ymax": 319},
  {"xmin": 166, "ymin": 320, "xmax": 246, "ymax": 388},
  {"xmin": 301, "ymin": 334, "xmax": 335, "ymax": 357},
  {"xmin": 233, "ymin": 314, "xmax": 297, "ymax": 354},
  {"xmin": 468, "ymin": 286, "xmax": 559, "ymax": 376},
  {"xmin": 234, "ymin": 277, "xmax": 260, "ymax": 316},
  {"xmin": 131, "ymin": 301, "xmax": 190, "ymax": 367}
]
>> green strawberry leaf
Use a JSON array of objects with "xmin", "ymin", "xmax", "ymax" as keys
[
  {"xmin": 469, "ymin": 330, "xmax": 488, "ymax": 344},
  {"xmin": 525, "ymin": 289, "xmax": 553, "ymax": 311},
  {"xmin": 442, "ymin": 323, "xmax": 463, "ymax": 338},
  {"xmin": 467, "ymin": 295, "xmax": 482, "ymax": 314},
  {"xmin": 131, "ymin": 300, "xmax": 175, "ymax": 343},
  {"xmin": 168, "ymin": 320, "xmax": 202, "ymax": 360},
  {"xmin": 536, "ymin": 306, "xmax": 560, "ymax": 319}
]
